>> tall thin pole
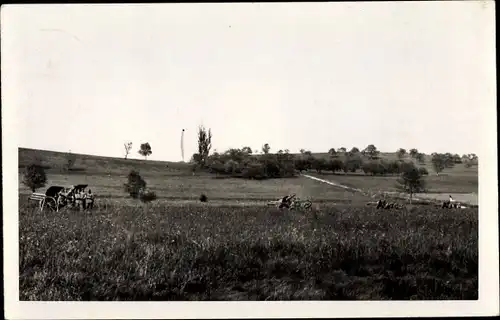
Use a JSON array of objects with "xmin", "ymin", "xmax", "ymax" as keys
[{"xmin": 181, "ymin": 129, "xmax": 185, "ymax": 162}]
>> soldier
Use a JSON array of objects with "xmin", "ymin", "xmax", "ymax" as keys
[
  {"xmin": 74, "ymin": 190, "xmax": 83, "ymax": 211},
  {"xmin": 376, "ymin": 199, "xmax": 386, "ymax": 209},
  {"xmin": 57, "ymin": 190, "xmax": 66, "ymax": 211},
  {"xmin": 279, "ymin": 194, "xmax": 295, "ymax": 209},
  {"xmin": 81, "ymin": 189, "xmax": 87, "ymax": 210},
  {"xmin": 86, "ymin": 189, "xmax": 94, "ymax": 210}
]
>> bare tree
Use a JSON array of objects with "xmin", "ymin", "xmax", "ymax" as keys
[{"xmin": 124, "ymin": 142, "xmax": 133, "ymax": 159}]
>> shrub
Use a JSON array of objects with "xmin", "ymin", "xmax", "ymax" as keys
[
  {"xmin": 124, "ymin": 170, "xmax": 147, "ymax": 199},
  {"xmin": 139, "ymin": 189, "xmax": 157, "ymax": 203},
  {"xmin": 22, "ymin": 163, "xmax": 47, "ymax": 192},
  {"xmin": 199, "ymin": 194, "xmax": 208, "ymax": 202}
]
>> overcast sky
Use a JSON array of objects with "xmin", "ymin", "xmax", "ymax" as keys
[{"xmin": 2, "ymin": 2, "xmax": 495, "ymax": 161}]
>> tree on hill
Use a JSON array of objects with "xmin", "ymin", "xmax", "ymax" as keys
[
  {"xmin": 303, "ymin": 150, "xmax": 312, "ymax": 156},
  {"xmin": 241, "ymin": 146, "xmax": 253, "ymax": 155},
  {"xmin": 416, "ymin": 152, "xmax": 426, "ymax": 164},
  {"xmin": 397, "ymin": 148, "xmax": 406, "ymax": 160},
  {"xmin": 468, "ymin": 153, "xmax": 478, "ymax": 161},
  {"xmin": 138, "ymin": 143, "xmax": 152, "ymax": 160},
  {"xmin": 328, "ymin": 148, "xmax": 337, "ymax": 157},
  {"xmin": 124, "ymin": 142, "xmax": 133, "ymax": 160},
  {"xmin": 396, "ymin": 164, "xmax": 426, "ymax": 204},
  {"xmin": 196, "ymin": 125, "xmax": 212, "ymax": 167},
  {"xmin": 431, "ymin": 153, "xmax": 454, "ymax": 175},
  {"xmin": 23, "ymin": 163, "xmax": 47, "ymax": 192},
  {"xmin": 300, "ymin": 149, "xmax": 305, "ymax": 154},
  {"xmin": 452, "ymin": 154, "xmax": 462, "ymax": 164},
  {"xmin": 362, "ymin": 144, "xmax": 379, "ymax": 159},
  {"xmin": 409, "ymin": 148, "xmax": 419, "ymax": 158},
  {"xmin": 262, "ymin": 143, "xmax": 271, "ymax": 154},
  {"xmin": 462, "ymin": 153, "xmax": 478, "ymax": 168},
  {"xmin": 349, "ymin": 147, "xmax": 360, "ymax": 155},
  {"xmin": 338, "ymin": 147, "xmax": 347, "ymax": 153},
  {"xmin": 343, "ymin": 154, "xmax": 363, "ymax": 173},
  {"xmin": 311, "ymin": 157, "xmax": 328, "ymax": 173}
]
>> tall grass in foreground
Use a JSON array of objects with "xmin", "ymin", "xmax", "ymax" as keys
[{"xmin": 19, "ymin": 200, "xmax": 478, "ymax": 300}]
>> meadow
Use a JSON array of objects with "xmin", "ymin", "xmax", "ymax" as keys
[{"xmin": 18, "ymin": 148, "xmax": 479, "ymax": 300}]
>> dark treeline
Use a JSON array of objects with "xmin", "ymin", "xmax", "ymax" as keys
[{"xmin": 193, "ymin": 148, "xmax": 431, "ymax": 180}]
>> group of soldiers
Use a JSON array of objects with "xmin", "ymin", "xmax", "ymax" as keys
[
  {"xmin": 371, "ymin": 195, "xmax": 465, "ymax": 210},
  {"xmin": 57, "ymin": 188, "xmax": 95, "ymax": 210},
  {"xmin": 441, "ymin": 195, "xmax": 464, "ymax": 209}
]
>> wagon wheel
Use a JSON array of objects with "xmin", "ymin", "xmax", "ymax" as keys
[{"xmin": 44, "ymin": 196, "xmax": 59, "ymax": 212}]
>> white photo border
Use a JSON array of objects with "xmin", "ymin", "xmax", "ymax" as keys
[{"xmin": 2, "ymin": 2, "xmax": 498, "ymax": 318}]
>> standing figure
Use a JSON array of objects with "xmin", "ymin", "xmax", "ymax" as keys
[
  {"xmin": 81, "ymin": 189, "xmax": 87, "ymax": 210},
  {"xmin": 86, "ymin": 189, "xmax": 94, "ymax": 210},
  {"xmin": 57, "ymin": 190, "xmax": 66, "ymax": 211},
  {"xmin": 74, "ymin": 190, "xmax": 82, "ymax": 211}
]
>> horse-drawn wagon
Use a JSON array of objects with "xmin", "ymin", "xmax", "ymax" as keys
[{"xmin": 28, "ymin": 184, "xmax": 93, "ymax": 212}]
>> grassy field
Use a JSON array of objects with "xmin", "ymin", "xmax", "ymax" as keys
[{"xmin": 18, "ymin": 147, "xmax": 479, "ymax": 300}]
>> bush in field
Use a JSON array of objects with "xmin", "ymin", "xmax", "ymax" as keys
[
  {"xmin": 199, "ymin": 194, "xmax": 208, "ymax": 202},
  {"xmin": 139, "ymin": 189, "xmax": 157, "ymax": 203},
  {"xmin": 124, "ymin": 170, "xmax": 147, "ymax": 199},
  {"xmin": 22, "ymin": 163, "xmax": 47, "ymax": 192}
]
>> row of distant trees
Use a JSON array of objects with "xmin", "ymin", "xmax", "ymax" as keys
[{"xmin": 189, "ymin": 127, "xmax": 478, "ymax": 180}]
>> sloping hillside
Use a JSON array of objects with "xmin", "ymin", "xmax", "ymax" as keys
[{"xmin": 19, "ymin": 147, "xmax": 193, "ymax": 176}]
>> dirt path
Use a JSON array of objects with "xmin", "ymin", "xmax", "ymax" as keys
[
  {"xmin": 300, "ymin": 173, "xmax": 423, "ymax": 201},
  {"xmin": 300, "ymin": 174, "xmax": 366, "ymax": 194},
  {"xmin": 301, "ymin": 173, "xmax": 478, "ymax": 205}
]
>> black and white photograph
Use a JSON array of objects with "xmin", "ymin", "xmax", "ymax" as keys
[{"xmin": 2, "ymin": 1, "xmax": 498, "ymax": 318}]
